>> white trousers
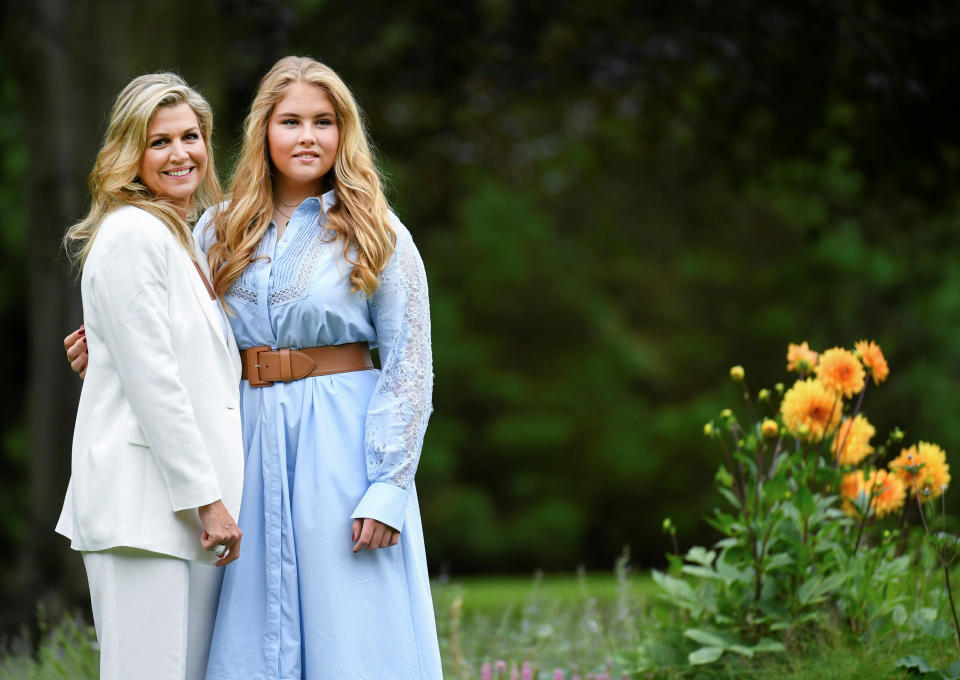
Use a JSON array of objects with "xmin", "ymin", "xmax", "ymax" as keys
[{"xmin": 82, "ymin": 548, "xmax": 223, "ymax": 680}]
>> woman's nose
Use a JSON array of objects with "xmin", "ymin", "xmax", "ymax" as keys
[
  {"xmin": 299, "ymin": 125, "xmax": 317, "ymax": 144},
  {"xmin": 169, "ymin": 140, "xmax": 189, "ymax": 162}
]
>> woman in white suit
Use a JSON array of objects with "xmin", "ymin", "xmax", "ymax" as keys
[{"xmin": 56, "ymin": 73, "xmax": 244, "ymax": 680}]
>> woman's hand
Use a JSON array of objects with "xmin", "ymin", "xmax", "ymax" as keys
[
  {"xmin": 64, "ymin": 326, "xmax": 88, "ymax": 378},
  {"xmin": 198, "ymin": 500, "xmax": 243, "ymax": 566},
  {"xmin": 351, "ymin": 518, "xmax": 400, "ymax": 552}
]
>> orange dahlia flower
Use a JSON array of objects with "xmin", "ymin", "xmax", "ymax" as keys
[
  {"xmin": 780, "ymin": 378, "xmax": 842, "ymax": 442},
  {"xmin": 816, "ymin": 347, "xmax": 865, "ymax": 398},
  {"xmin": 787, "ymin": 342, "xmax": 819, "ymax": 374},
  {"xmin": 841, "ymin": 469, "xmax": 905, "ymax": 518},
  {"xmin": 854, "ymin": 340, "xmax": 889, "ymax": 385},
  {"xmin": 831, "ymin": 414, "xmax": 875, "ymax": 466},
  {"xmin": 889, "ymin": 442, "xmax": 951, "ymax": 499}
]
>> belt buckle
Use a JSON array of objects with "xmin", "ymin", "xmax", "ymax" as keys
[{"xmin": 245, "ymin": 345, "xmax": 274, "ymax": 387}]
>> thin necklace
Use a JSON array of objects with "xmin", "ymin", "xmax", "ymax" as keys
[
  {"xmin": 276, "ymin": 199, "xmax": 302, "ymax": 208},
  {"xmin": 274, "ymin": 203, "xmax": 295, "ymax": 226}
]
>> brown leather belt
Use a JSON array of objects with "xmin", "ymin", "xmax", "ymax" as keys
[{"xmin": 240, "ymin": 343, "xmax": 373, "ymax": 387}]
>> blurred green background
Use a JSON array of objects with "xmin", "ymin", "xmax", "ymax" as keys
[{"xmin": 3, "ymin": 0, "xmax": 960, "ymax": 635}]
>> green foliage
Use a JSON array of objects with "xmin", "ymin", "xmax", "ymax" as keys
[
  {"xmin": 895, "ymin": 656, "xmax": 960, "ymax": 679},
  {"xmin": 0, "ymin": 613, "xmax": 97, "ymax": 680}
]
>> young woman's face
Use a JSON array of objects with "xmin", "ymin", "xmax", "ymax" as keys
[
  {"xmin": 139, "ymin": 103, "xmax": 207, "ymax": 212},
  {"xmin": 267, "ymin": 81, "xmax": 340, "ymax": 193}
]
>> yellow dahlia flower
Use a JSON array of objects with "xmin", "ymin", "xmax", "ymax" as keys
[
  {"xmin": 787, "ymin": 342, "xmax": 819, "ymax": 374},
  {"xmin": 889, "ymin": 442, "xmax": 951, "ymax": 499},
  {"xmin": 780, "ymin": 378, "xmax": 842, "ymax": 442},
  {"xmin": 816, "ymin": 347, "xmax": 865, "ymax": 398},
  {"xmin": 841, "ymin": 469, "xmax": 905, "ymax": 518},
  {"xmin": 831, "ymin": 414, "xmax": 875, "ymax": 466},
  {"xmin": 854, "ymin": 340, "xmax": 889, "ymax": 385}
]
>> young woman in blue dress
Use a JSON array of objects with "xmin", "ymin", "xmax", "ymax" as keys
[{"xmin": 67, "ymin": 56, "xmax": 442, "ymax": 680}]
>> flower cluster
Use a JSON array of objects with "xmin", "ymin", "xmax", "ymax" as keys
[
  {"xmin": 778, "ymin": 339, "xmax": 949, "ymax": 519},
  {"xmin": 715, "ymin": 339, "xmax": 948, "ymax": 522}
]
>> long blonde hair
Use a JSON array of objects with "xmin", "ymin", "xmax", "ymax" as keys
[
  {"xmin": 63, "ymin": 73, "xmax": 221, "ymax": 269},
  {"xmin": 207, "ymin": 56, "xmax": 394, "ymax": 297}
]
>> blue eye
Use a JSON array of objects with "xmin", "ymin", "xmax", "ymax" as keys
[{"xmin": 151, "ymin": 138, "xmax": 167, "ymax": 147}]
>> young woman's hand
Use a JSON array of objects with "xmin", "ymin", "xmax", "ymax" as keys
[
  {"xmin": 64, "ymin": 326, "xmax": 88, "ymax": 378},
  {"xmin": 351, "ymin": 518, "xmax": 400, "ymax": 552},
  {"xmin": 199, "ymin": 500, "xmax": 243, "ymax": 566}
]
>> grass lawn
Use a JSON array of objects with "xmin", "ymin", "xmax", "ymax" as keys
[
  {"xmin": 438, "ymin": 570, "xmax": 657, "ymax": 615},
  {"xmin": 2, "ymin": 569, "xmax": 954, "ymax": 679}
]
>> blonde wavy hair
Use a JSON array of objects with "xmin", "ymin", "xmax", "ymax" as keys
[
  {"xmin": 207, "ymin": 56, "xmax": 394, "ymax": 297},
  {"xmin": 63, "ymin": 73, "xmax": 221, "ymax": 269}
]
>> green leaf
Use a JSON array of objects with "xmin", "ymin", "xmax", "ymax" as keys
[
  {"xmin": 717, "ymin": 487, "xmax": 742, "ymax": 510},
  {"xmin": 688, "ymin": 646, "xmax": 724, "ymax": 665},
  {"xmin": 764, "ymin": 473, "xmax": 789, "ymax": 503},
  {"xmin": 893, "ymin": 655, "xmax": 934, "ymax": 673},
  {"xmin": 685, "ymin": 546, "xmax": 716, "ymax": 567},
  {"xmin": 728, "ymin": 645, "xmax": 755, "ymax": 657},
  {"xmin": 796, "ymin": 485, "xmax": 816, "ymax": 517},
  {"xmin": 796, "ymin": 575, "xmax": 822, "ymax": 606},
  {"xmin": 892, "ymin": 604, "xmax": 908, "ymax": 626},
  {"xmin": 683, "ymin": 629, "xmax": 729, "ymax": 647},
  {"xmin": 751, "ymin": 638, "xmax": 786, "ymax": 654},
  {"xmin": 715, "ymin": 464, "xmax": 734, "ymax": 488},
  {"xmin": 681, "ymin": 565, "xmax": 719, "ymax": 579},
  {"xmin": 652, "ymin": 570, "xmax": 695, "ymax": 603},
  {"xmin": 764, "ymin": 552, "xmax": 794, "ymax": 571}
]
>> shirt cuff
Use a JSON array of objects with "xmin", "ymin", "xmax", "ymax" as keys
[{"xmin": 351, "ymin": 482, "xmax": 410, "ymax": 532}]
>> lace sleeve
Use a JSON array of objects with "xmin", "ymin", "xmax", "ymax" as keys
[{"xmin": 350, "ymin": 221, "xmax": 433, "ymax": 531}]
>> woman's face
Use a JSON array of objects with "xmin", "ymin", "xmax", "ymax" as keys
[
  {"xmin": 139, "ymin": 103, "xmax": 207, "ymax": 213},
  {"xmin": 267, "ymin": 81, "xmax": 340, "ymax": 195}
]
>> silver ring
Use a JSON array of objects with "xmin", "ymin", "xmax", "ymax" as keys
[{"xmin": 213, "ymin": 544, "xmax": 227, "ymax": 557}]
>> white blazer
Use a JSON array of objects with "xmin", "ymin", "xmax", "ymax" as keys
[{"xmin": 56, "ymin": 205, "xmax": 244, "ymax": 563}]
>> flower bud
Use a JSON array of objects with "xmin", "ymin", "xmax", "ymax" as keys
[
  {"xmin": 775, "ymin": 382, "xmax": 784, "ymax": 394},
  {"xmin": 730, "ymin": 365, "xmax": 745, "ymax": 382},
  {"xmin": 703, "ymin": 422, "xmax": 715, "ymax": 437},
  {"xmin": 720, "ymin": 408, "xmax": 733, "ymax": 420},
  {"xmin": 891, "ymin": 427, "xmax": 905, "ymax": 442},
  {"xmin": 757, "ymin": 388, "xmax": 771, "ymax": 402},
  {"xmin": 761, "ymin": 419, "xmax": 779, "ymax": 439}
]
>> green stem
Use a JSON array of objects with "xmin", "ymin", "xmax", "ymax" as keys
[{"xmin": 944, "ymin": 565, "xmax": 960, "ymax": 649}]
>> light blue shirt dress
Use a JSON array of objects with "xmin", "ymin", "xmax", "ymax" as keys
[{"xmin": 196, "ymin": 191, "xmax": 442, "ymax": 680}]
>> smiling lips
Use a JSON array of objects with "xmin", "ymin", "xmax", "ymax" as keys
[
  {"xmin": 294, "ymin": 152, "xmax": 319, "ymax": 160},
  {"xmin": 163, "ymin": 167, "xmax": 194, "ymax": 177}
]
